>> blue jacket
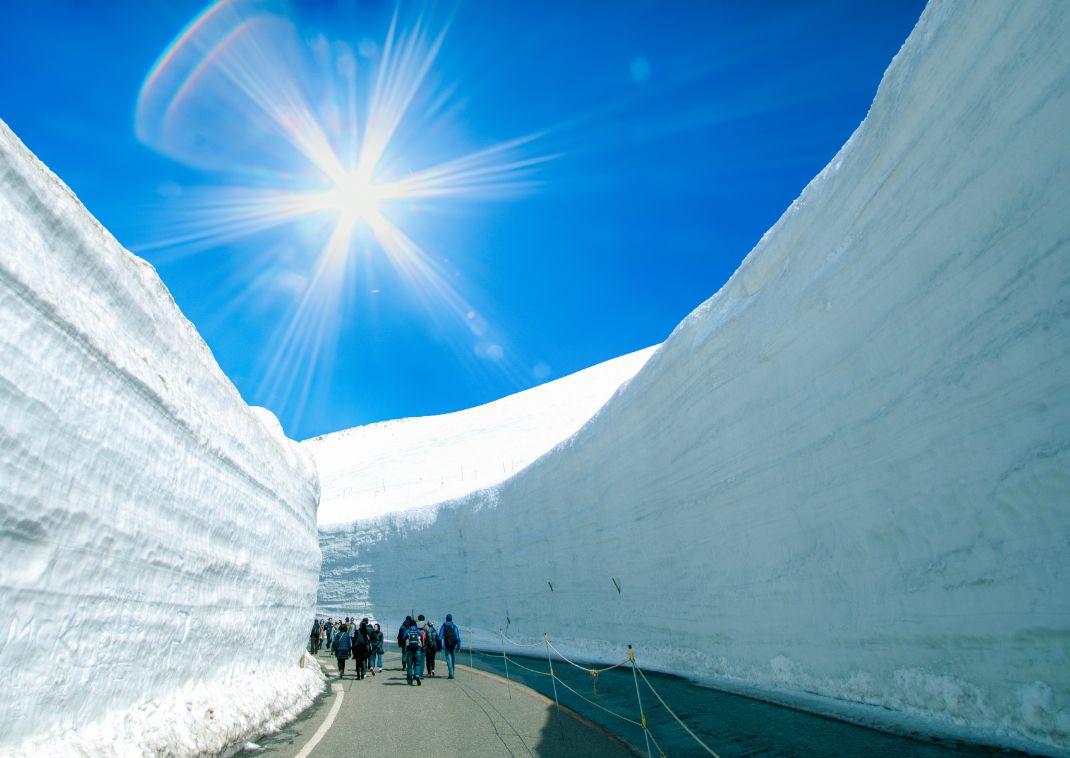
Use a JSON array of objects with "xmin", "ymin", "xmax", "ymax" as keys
[
  {"xmin": 334, "ymin": 631, "xmax": 352, "ymax": 657},
  {"xmin": 438, "ymin": 621, "xmax": 461, "ymax": 652}
]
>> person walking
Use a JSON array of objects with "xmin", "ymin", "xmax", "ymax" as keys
[
  {"xmin": 415, "ymin": 615, "xmax": 431, "ymax": 681},
  {"xmin": 439, "ymin": 613, "xmax": 462, "ymax": 679},
  {"xmin": 397, "ymin": 615, "xmax": 414, "ymax": 672},
  {"xmin": 309, "ymin": 619, "xmax": 321, "ymax": 654},
  {"xmin": 353, "ymin": 618, "xmax": 371, "ymax": 679},
  {"xmin": 402, "ymin": 616, "xmax": 425, "ymax": 685},
  {"xmin": 334, "ymin": 623, "xmax": 353, "ymax": 678},
  {"xmin": 325, "ymin": 617, "xmax": 334, "ymax": 651},
  {"xmin": 370, "ymin": 623, "xmax": 384, "ymax": 672},
  {"xmin": 424, "ymin": 619, "xmax": 440, "ymax": 676}
]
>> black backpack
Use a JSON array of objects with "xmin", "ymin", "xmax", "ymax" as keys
[
  {"xmin": 405, "ymin": 625, "xmax": 422, "ymax": 650},
  {"xmin": 443, "ymin": 622, "xmax": 458, "ymax": 650},
  {"xmin": 425, "ymin": 624, "xmax": 438, "ymax": 651}
]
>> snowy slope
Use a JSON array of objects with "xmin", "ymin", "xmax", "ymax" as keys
[
  {"xmin": 304, "ymin": 346, "xmax": 655, "ymax": 525},
  {"xmin": 317, "ymin": 2, "xmax": 1070, "ymax": 753},
  {"xmin": 0, "ymin": 120, "xmax": 322, "ymax": 755}
]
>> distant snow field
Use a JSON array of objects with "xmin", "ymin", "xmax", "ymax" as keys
[{"xmin": 303, "ymin": 345, "xmax": 656, "ymax": 524}]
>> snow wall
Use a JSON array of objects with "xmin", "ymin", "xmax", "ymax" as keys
[
  {"xmin": 318, "ymin": 2, "xmax": 1070, "ymax": 753},
  {"xmin": 0, "ymin": 119, "xmax": 323, "ymax": 755}
]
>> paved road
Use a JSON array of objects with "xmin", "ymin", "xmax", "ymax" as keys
[{"xmin": 253, "ymin": 647, "xmax": 636, "ymax": 758}]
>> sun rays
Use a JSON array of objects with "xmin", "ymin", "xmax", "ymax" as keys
[{"xmin": 136, "ymin": 0, "xmax": 549, "ymax": 431}]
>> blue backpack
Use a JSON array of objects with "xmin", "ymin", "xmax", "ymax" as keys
[{"xmin": 405, "ymin": 625, "xmax": 422, "ymax": 650}]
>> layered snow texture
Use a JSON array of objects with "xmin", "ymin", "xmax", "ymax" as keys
[
  {"xmin": 304, "ymin": 345, "xmax": 656, "ymax": 526},
  {"xmin": 317, "ymin": 2, "xmax": 1070, "ymax": 753},
  {"xmin": 0, "ymin": 119, "xmax": 323, "ymax": 755}
]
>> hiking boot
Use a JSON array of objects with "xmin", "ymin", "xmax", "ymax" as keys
[{"xmin": 416, "ymin": 678, "xmax": 422, "ymax": 686}]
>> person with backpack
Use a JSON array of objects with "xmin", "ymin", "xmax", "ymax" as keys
[
  {"xmin": 309, "ymin": 619, "xmax": 321, "ymax": 654},
  {"xmin": 438, "ymin": 613, "xmax": 462, "ymax": 679},
  {"xmin": 403, "ymin": 617, "xmax": 425, "ymax": 685},
  {"xmin": 325, "ymin": 617, "xmax": 334, "ymax": 651},
  {"xmin": 333, "ymin": 623, "xmax": 353, "ymax": 678},
  {"xmin": 424, "ymin": 619, "xmax": 440, "ymax": 676},
  {"xmin": 369, "ymin": 623, "xmax": 384, "ymax": 673},
  {"xmin": 353, "ymin": 618, "xmax": 372, "ymax": 679}
]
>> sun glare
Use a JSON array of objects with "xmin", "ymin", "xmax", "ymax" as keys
[{"xmin": 135, "ymin": 0, "xmax": 549, "ymax": 429}]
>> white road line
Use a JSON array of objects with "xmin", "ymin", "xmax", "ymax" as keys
[{"xmin": 294, "ymin": 683, "xmax": 344, "ymax": 758}]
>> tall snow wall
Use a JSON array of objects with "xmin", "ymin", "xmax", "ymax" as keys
[
  {"xmin": 318, "ymin": 2, "xmax": 1070, "ymax": 752},
  {"xmin": 0, "ymin": 119, "xmax": 322, "ymax": 754}
]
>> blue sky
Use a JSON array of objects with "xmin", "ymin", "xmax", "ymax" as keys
[{"xmin": 0, "ymin": 0, "xmax": 924, "ymax": 440}]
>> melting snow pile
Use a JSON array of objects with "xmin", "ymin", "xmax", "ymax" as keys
[
  {"xmin": 0, "ymin": 119, "xmax": 323, "ymax": 755},
  {"xmin": 311, "ymin": 2, "xmax": 1070, "ymax": 753}
]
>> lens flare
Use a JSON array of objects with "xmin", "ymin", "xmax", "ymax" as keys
[{"xmin": 136, "ymin": 0, "xmax": 549, "ymax": 430}]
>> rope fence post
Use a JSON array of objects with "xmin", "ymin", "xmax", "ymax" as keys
[
  {"xmin": 500, "ymin": 627, "xmax": 512, "ymax": 698},
  {"xmin": 629, "ymin": 645, "xmax": 653, "ymax": 758},
  {"xmin": 545, "ymin": 632, "xmax": 564, "ymax": 740}
]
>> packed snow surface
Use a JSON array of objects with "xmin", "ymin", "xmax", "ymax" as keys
[
  {"xmin": 0, "ymin": 119, "xmax": 323, "ymax": 755},
  {"xmin": 318, "ymin": 2, "xmax": 1070, "ymax": 753},
  {"xmin": 304, "ymin": 345, "xmax": 655, "ymax": 525}
]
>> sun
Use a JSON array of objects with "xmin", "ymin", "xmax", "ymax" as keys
[
  {"xmin": 300, "ymin": 170, "xmax": 385, "ymax": 226},
  {"xmin": 134, "ymin": 1, "xmax": 551, "ymax": 429},
  {"xmin": 332, "ymin": 172, "xmax": 384, "ymax": 222}
]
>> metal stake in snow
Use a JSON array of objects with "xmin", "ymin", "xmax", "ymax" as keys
[{"xmin": 630, "ymin": 645, "xmax": 653, "ymax": 758}]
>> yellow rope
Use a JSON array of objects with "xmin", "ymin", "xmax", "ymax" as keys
[
  {"xmin": 546, "ymin": 639, "xmax": 629, "ymax": 675},
  {"xmin": 635, "ymin": 665, "xmax": 721, "ymax": 757}
]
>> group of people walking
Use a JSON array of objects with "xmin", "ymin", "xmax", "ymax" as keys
[
  {"xmin": 397, "ymin": 613, "xmax": 462, "ymax": 685},
  {"xmin": 309, "ymin": 612, "xmax": 462, "ymax": 684},
  {"xmin": 310, "ymin": 616, "xmax": 385, "ymax": 679}
]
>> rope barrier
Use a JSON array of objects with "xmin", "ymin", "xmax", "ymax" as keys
[
  {"xmin": 546, "ymin": 639, "xmax": 629, "ymax": 675},
  {"xmin": 636, "ymin": 664, "xmax": 721, "ymax": 757},
  {"xmin": 629, "ymin": 646, "xmax": 654, "ymax": 758},
  {"xmin": 501, "ymin": 633, "xmax": 545, "ymax": 648},
  {"xmin": 499, "ymin": 654, "xmax": 554, "ymax": 676},
  {"xmin": 461, "ymin": 628, "xmax": 720, "ymax": 757},
  {"xmin": 549, "ymin": 667, "xmax": 643, "ymax": 727}
]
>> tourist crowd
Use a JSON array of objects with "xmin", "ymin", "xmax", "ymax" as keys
[{"xmin": 310, "ymin": 613, "xmax": 462, "ymax": 684}]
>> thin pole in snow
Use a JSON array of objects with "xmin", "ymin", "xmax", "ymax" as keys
[
  {"xmin": 545, "ymin": 632, "xmax": 564, "ymax": 740},
  {"xmin": 629, "ymin": 645, "xmax": 653, "ymax": 758},
  {"xmin": 500, "ymin": 627, "xmax": 512, "ymax": 698}
]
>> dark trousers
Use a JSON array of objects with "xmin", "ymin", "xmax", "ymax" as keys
[
  {"xmin": 426, "ymin": 647, "xmax": 437, "ymax": 673},
  {"xmin": 405, "ymin": 647, "xmax": 423, "ymax": 682},
  {"xmin": 337, "ymin": 656, "xmax": 347, "ymax": 676},
  {"xmin": 355, "ymin": 645, "xmax": 368, "ymax": 678}
]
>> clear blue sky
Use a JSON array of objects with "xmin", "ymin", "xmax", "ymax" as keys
[{"xmin": 0, "ymin": 0, "xmax": 925, "ymax": 440}]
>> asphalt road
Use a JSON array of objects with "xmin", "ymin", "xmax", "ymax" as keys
[{"xmin": 252, "ymin": 647, "xmax": 636, "ymax": 758}]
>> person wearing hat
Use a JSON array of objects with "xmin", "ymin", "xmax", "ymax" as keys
[{"xmin": 438, "ymin": 613, "xmax": 462, "ymax": 679}]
